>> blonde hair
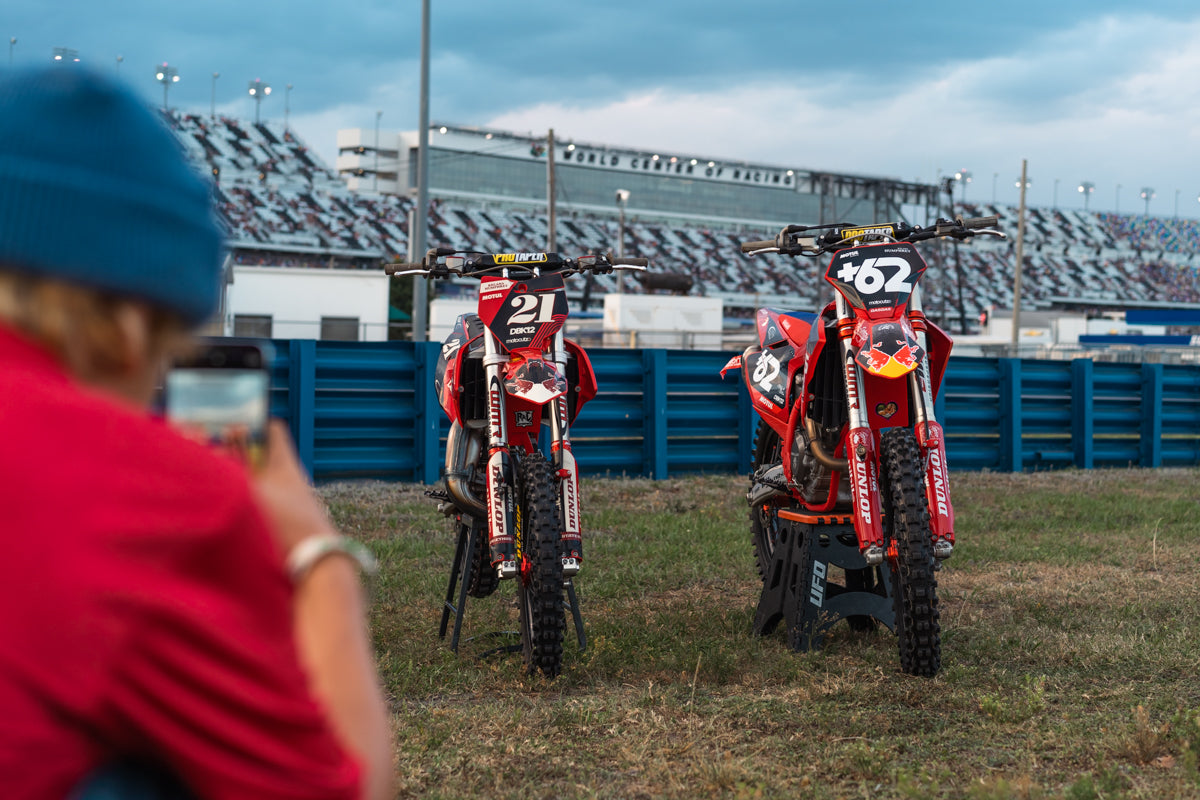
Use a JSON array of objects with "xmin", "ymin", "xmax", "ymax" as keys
[{"xmin": 0, "ymin": 270, "xmax": 187, "ymax": 382}]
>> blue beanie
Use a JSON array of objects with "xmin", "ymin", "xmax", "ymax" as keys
[{"xmin": 0, "ymin": 67, "xmax": 223, "ymax": 326}]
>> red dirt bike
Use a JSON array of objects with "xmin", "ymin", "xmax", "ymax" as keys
[
  {"xmin": 723, "ymin": 215, "xmax": 1003, "ymax": 676},
  {"xmin": 387, "ymin": 248, "xmax": 647, "ymax": 677}
]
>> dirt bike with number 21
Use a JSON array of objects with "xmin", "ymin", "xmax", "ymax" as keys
[
  {"xmin": 723, "ymin": 216, "xmax": 1004, "ymax": 676},
  {"xmin": 387, "ymin": 248, "xmax": 647, "ymax": 678}
]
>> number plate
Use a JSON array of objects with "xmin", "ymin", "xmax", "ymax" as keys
[
  {"xmin": 825, "ymin": 242, "xmax": 927, "ymax": 314},
  {"xmin": 477, "ymin": 273, "xmax": 568, "ymax": 351},
  {"xmin": 745, "ymin": 344, "xmax": 793, "ymax": 408}
]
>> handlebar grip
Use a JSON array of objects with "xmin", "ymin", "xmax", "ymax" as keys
[
  {"xmin": 741, "ymin": 240, "xmax": 776, "ymax": 253},
  {"xmin": 613, "ymin": 257, "xmax": 649, "ymax": 267},
  {"xmin": 961, "ymin": 215, "xmax": 999, "ymax": 229},
  {"xmin": 384, "ymin": 262, "xmax": 421, "ymax": 275}
]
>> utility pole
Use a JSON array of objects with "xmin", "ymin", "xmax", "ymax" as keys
[
  {"xmin": 412, "ymin": 0, "xmax": 430, "ymax": 342},
  {"xmin": 1011, "ymin": 159, "xmax": 1028, "ymax": 355},
  {"xmin": 546, "ymin": 128, "xmax": 556, "ymax": 252}
]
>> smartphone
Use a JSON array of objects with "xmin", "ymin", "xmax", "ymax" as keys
[{"xmin": 164, "ymin": 339, "xmax": 272, "ymax": 467}]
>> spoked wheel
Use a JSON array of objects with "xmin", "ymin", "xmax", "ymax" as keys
[
  {"xmin": 461, "ymin": 517, "xmax": 499, "ymax": 599},
  {"xmin": 879, "ymin": 427, "xmax": 941, "ymax": 677},
  {"xmin": 515, "ymin": 451, "xmax": 565, "ymax": 677},
  {"xmin": 749, "ymin": 420, "xmax": 783, "ymax": 579}
]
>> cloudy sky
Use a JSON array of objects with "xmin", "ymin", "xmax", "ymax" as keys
[{"xmin": 9, "ymin": 1, "xmax": 1199, "ymax": 215}]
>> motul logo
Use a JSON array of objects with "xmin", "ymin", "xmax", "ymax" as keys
[{"xmin": 929, "ymin": 449, "xmax": 950, "ymax": 518}]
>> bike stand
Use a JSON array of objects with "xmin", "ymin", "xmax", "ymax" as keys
[
  {"xmin": 439, "ymin": 521, "xmax": 587, "ymax": 658},
  {"xmin": 753, "ymin": 511, "xmax": 895, "ymax": 652}
]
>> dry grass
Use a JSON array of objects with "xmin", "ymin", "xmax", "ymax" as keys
[{"xmin": 322, "ymin": 468, "xmax": 1200, "ymax": 799}]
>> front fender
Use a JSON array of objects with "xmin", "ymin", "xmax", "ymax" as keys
[{"xmin": 503, "ymin": 353, "xmax": 566, "ymax": 406}]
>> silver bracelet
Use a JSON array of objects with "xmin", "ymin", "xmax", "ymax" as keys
[{"xmin": 286, "ymin": 534, "xmax": 379, "ymax": 584}]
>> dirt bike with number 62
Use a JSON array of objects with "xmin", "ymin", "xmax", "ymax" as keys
[{"xmin": 722, "ymin": 216, "xmax": 1005, "ymax": 676}]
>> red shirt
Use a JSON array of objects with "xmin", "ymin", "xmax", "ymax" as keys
[{"xmin": 0, "ymin": 325, "xmax": 360, "ymax": 799}]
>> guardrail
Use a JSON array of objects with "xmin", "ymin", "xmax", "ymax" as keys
[{"xmin": 268, "ymin": 341, "xmax": 1200, "ymax": 482}]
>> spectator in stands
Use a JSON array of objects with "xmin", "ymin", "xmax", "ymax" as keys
[{"xmin": 0, "ymin": 68, "xmax": 393, "ymax": 799}]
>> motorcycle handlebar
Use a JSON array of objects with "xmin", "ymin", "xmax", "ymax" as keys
[
  {"xmin": 741, "ymin": 240, "xmax": 777, "ymax": 253},
  {"xmin": 611, "ymin": 257, "xmax": 649, "ymax": 268},
  {"xmin": 960, "ymin": 214, "xmax": 999, "ymax": 229},
  {"xmin": 384, "ymin": 262, "xmax": 423, "ymax": 275}
]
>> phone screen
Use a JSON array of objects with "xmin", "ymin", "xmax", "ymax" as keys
[
  {"xmin": 164, "ymin": 368, "xmax": 269, "ymax": 439},
  {"xmin": 164, "ymin": 341, "xmax": 271, "ymax": 466}
]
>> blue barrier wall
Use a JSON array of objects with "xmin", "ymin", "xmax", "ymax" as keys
[{"xmin": 268, "ymin": 341, "xmax": 1200, "ymax": 482}]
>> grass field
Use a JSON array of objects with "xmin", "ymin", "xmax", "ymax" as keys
[{"xmin": 321, "ymin": 468, "xmax": 1200, "ymax": 799}]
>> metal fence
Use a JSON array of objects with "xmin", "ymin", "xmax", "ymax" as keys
[{"xmin": 268, "ymin": 341, "xmax": 1200, "ymax": 483}]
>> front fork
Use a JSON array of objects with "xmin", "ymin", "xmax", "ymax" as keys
[
  {"xmin": 836, "ymin": 295, "xmax": 887, "ymax": 566},
  {"xmin": 482, "ymin": 332, "xmax": 518, "ymax": 579},
  {"xmin": 548, "ymin": 329, "xmax": 583, "ymax": 577},
  {"xmin": 908, "ymin": 290, "xmax": 955, "ymax": 559}
]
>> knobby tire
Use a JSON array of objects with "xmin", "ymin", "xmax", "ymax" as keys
[
  {"xmin": 880, "ymin": 427, "xmax": 941, "ymax": 677},
  {"xmin": 516, "ymin": 451, "xmax": 565, "ymax": 677},
  {"xmin": 749, "ymin": 420, "xmax": 783, "ymax": 579}
]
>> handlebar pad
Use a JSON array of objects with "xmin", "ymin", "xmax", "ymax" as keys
[
  {"xmin": 384, "ymin": 262, "xmax": 421, "ymax": 275},
  {"xmin": 613, "ymin": 257, "xmax": 649, "ymax": 267},
  {"xmin": 962, "ymin": 215, "xmax": 999, "ymax": 229},
  {"xmin": 741, "ymin": 240, "xmax": 776, "ymax": 253}
]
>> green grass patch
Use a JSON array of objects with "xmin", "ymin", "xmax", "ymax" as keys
[{"xmin": 325, "ymin": 468, "xmax": 1200, "ymax": 798}]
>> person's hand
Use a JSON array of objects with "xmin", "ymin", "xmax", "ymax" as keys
[{"xmin": 250, "ymin": 420, "xmax": 338, "ymax": 557}]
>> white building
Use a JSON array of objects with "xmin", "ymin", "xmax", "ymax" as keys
[{"xmin": 225, "ymin": 266, "xmax": 390, "ymax": 342}]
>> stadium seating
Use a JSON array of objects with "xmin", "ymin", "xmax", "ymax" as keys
[{"xmin": 169, "ymin": 111, "xmax": 1200, "ymax": 328}]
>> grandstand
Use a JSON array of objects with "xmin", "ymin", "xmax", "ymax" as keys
[{"xmin": 170, "ymin": 111, "xmax": 1200, "ymax": 340}]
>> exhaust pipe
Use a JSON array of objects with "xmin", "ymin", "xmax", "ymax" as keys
[
  {"xmin": 805, "ymin": 417, "xmax": 849, "ymax": 472},
  {"xmin": 444, "ymin": 421, "xmax": 486, "ymax": 517}
]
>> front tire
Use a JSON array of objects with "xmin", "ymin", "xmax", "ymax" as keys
[
  {"xmin": 749, "ymin": 420, "xmax": 783, "ymax": 579},
  {"xmin": 516, "ymin": 451, "xmax": 565, "ymax": 677},
  {"xmin": 880, "ymin": 427, "xmax": 941, "ymax": 677}
]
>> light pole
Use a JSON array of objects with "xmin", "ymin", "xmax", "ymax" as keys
[
  {"xmin": 154, "ymin": 62, "xmax": 179, "ymax": 112},
  {"xmin": 615, "ymin": 189, "xmax": 630, "ymax": 294},
  {"xmin": 1053, "ymin": 178, "xmax": 1060, "ymax": 209},
  {"xmin": 8, "ymin": 37, "xmax": 14, "ymax": 66},
  {"xmin": 412, "ymin": 0, "xmax": 431, "ymax": 343},
  {"xmin": 1140, "ymin": 187, "xmax": 1155, "ymax": 216},
  {"xmin": 53, "ymin": 47, "xmax": 79, "ymax": 64},
  {"xmin": 285, "ymin": 83, "xmax": 293, "ymax": 133},
  {"xmin": 373, "ymin": 110, "xmax": 382, "ymax": 191},
  {"xmin": 954, "ymin": 169, "xmax": 972, "ymax": 205},
  {"xmin": 992, "ymin": 172, "xmax": 998, "ymax": 205},
  {"xmin": 1078, "ymin": 181, "xmax": 1095, "ymax": 210},
  {"xmin": 1116, "ymin": 184, "xmax": 1122, "ymax": 214},
  {"xmin": 1015, "ymin": 175, "xmax": 1032, "ymax": 193},
  {"xmin": 1176, "ymin": 189, "xmax": 1181, "ymax": 218},
  {"xmin": 210, "ymin": 72, "xmax": 219, "ymax": 119},
  {"xmin": 247, "ymin": 78, "xmax": 270, "ymax": 125},
  {"xmin": 115, "ymin": 55, "xmax": 122, "ymax": 73}
]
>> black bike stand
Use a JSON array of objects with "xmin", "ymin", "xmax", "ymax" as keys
[
  {"xmin": 753, "ymin": 511, "xmax": 895, "ymax": 652},
  {"xmin": 438, "ymin": 521, "xmax": 587, "ymax": 657}
]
